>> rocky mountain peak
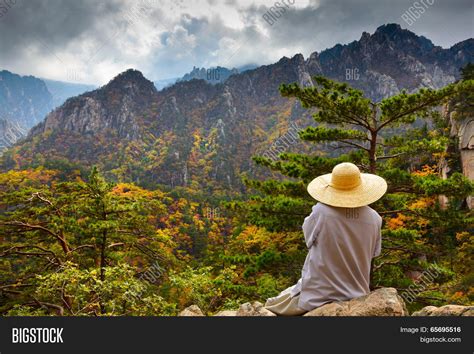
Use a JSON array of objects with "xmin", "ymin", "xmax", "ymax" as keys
[
  {"xmin": 360, "ymin": 31, "xmax": 371, "ymax": 42},
  {"xmin": 275, "ymin": 53, "xmax": 307, "ymax": 71},
  {"xmin": 290, "ymin": 53, "xmax": 305, "ymax": 63},
  {"xmin": 107, "ymin": 68, "xmax": 151, "ymax": 86},
  {"xmin": 102, "ymin": 68, "xmax": 157, "ymax": 100},
  {"xmin": 372, "ymin": 23, "xmax": 435, "ymax": 52},
  {"xmin": 29, "ymin": 68, "xmax": 157, "ymax": 140},
  {"xmin": 374, "ymin": 23, "xmax": 403, "ymax": 35},
  {"xmin": 178, "ymin": 66, "xmax": 240, "ymax": 85}
]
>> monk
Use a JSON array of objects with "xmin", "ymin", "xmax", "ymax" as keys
[{"xmin": 265, "ymin": 162, "xmax": 387, "ymax": 315}]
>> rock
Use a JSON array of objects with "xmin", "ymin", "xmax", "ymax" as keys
[
  {"xmin": 446, "ymin": 112, "xmax": 474, "ymax": 209},
  {"xmin": 182, "ymin": 302, "xmax": 275, "ymax": 317},
  {"xmin": 31, "ymin": 69, "xmax": 155, "ymax": 140},
  {"xmin": 0, "ymin": 118, "xmax": 26, "ymax": 151},
  {"xmin": 304, "ymin": 287, "xmax": 408, "ymax": 316},
  {"xmin": 0, "ymin": 70, "xmax": 53, "ymax": 130},
  {"xmin": 304, "ymin": 302, "xmax": 348, "ymax": 316},
  {"xmin": 214, "ymin": 310, "xmax": 238, "ymax": 316},
  {"xmin": 458, "ymin": 118, "xmax": 474, "ymax": 209},
  {"xmin": 179, "ymin": 289, "xmax": 471, "ymax": 317},
  {"xmin": 236, "ymin": 301, "xmax": 276, "ymax": 317},
  {"xmin": 412, "ymin": 305, "xmax": 474, "ymax": 316},
  {"xmin": 178, "ymin": 305, "xmax": 204, "ymax": 317}
]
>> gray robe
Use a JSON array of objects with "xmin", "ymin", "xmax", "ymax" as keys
[{"xmin": 290, "ymin": 203, "xmax": 382, "ymax": 311}]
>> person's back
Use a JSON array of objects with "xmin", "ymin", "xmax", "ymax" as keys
[
  {"xmin": 297, "ymin": 203, "xmax": 382, "ymax": 310},
  {"xmin": 265, "ymin": 162, "xmax": 387, "ymax": 315}
]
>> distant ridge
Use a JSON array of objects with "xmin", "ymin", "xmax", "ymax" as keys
[{"xmin": 3, "ymin": 24, "xmax": 473, "ymax": 191}]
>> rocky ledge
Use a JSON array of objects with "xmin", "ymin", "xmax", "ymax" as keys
[
  {"xmin": 412, "ymin": 305, "xmax": 473, "ymax": 316},
  {"xmin": 177, "ymin": 287, "xmax": 473, "ymax": 317}
]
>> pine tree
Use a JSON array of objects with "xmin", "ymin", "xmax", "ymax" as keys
[{"xmin": 0, "ymin": 167, "xmax": 176, "ymax": 315}]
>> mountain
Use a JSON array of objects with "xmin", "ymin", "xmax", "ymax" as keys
[
  {"xmin": 31, "ymin": 69, "xmax": 157, "ymax": 140},
  {"xmin": 0, "ymin": 71, "xmax": 96, "ymax": 150},
  {"xmin": 154, "ymin": 64, "xmax": 260, "ymax": 90},
  {"xmin": 0, "ymin": 70, "xmax": 54, "ymax": 130},
  {"xmin": 43, "ymin": 79, "xmax": 96, "ymax": 108},
  {"xmin": 317, "ymin": 23, "xmax": 473, "ymax": 100},
  {"xmin": 3, "ymin": 24, "xmax": 473, "ymax": 191},
  {"xmin": 0, "ymin": 70, "xmax": 54, "ymax": 150},
  {"xmin": 178, "ymin": 66, "xmax": 240, "ymax": 85}
]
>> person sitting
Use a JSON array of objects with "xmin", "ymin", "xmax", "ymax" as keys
[{"xmin": 265, "ymin": 162, "xmax": 387, "ymax": 315}]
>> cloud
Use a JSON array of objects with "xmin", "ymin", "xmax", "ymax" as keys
[{"xmin": 0, "ymin": 0, "xmax": 472, "ymax": 84}]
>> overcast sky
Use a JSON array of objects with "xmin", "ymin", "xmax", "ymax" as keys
[{"xmin": 0, "ymin": 0, "xmax": 472, "ymax": 85}]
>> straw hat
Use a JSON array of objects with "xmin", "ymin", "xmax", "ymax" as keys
[{"xmin": 307, "ymin": 162, "xmax": 387, "ymax": 208}]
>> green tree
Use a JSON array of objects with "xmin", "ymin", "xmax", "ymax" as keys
[{"xmin": 0, "ymin": 168, "xmax": 176, "ymax": 315}]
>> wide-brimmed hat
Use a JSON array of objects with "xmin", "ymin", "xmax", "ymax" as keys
[{"xmin": 307, "ymin": 162, "xmax": 387, "ymax": 208}]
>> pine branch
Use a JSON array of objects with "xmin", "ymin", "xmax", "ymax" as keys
[
  {"xmin": 28, "ymin": 192, "xmax": 63, "ymax": 217},
  {"xmin": 0, "ymin": 221, "xmax": 70, "ymax": 254},
  {"xmin": 67, "ymin": 244, "xmax": 95, "ymax": 254},
  {"xmin": 378, "ymin": 86, "xmax": 457, "ymax": 131},
  {"xmin": 377, "ymin": 152, "xmax": 406, "ymax": 160},
  {"xmin": 31, "ymin": 297, "xmax": 65, "ymax": 316},
  {"xmin": 0, "ymin": 245, "xmax": 62, "ymax": 265},
  {"xmin": 338, "ymin": 139, "xmax": 370, "ymax": 151}
]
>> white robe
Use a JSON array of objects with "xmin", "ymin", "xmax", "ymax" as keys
[{"xmin": 289, "ymin": 203, "xmax": 382, "ymax": 312}]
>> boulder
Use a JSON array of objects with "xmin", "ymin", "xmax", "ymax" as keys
[
  {"xmin": 178, "ymin": 305, "xmax": 205, "ymax": 317},
  {"xmin": 214, "ymin": 310, "xmax": 238, "ymax": 316},
  {"xmin": 179, "ymin": 288, "xmax": 471, "ymax": 317},
  {"xmin": 304, "ymin": 287, "xmax": 408, "ymax": 316},
  {"xmin": 412, "ymin": 305, "xmax": 474, "ymax": 316},
  {"xmin": 236, "ymin": 301, "xmax": 276, "ymax": 317}
]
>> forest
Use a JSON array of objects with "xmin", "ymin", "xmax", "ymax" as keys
[{"xmin": 0, "ymin": 66, "xmax": 473, "ymax": 316}]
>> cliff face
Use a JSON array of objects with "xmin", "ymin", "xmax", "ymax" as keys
[
  {"xmin": 4, "ymin": 24, "xmax": 473, "ymax": 189},
  {"xmin": 0, "ymin": 119, "xmax": 26, "ymax": 152},
  {"xmin": 459, "ymin": 119, "xmax": 474, "ymax": 189},
  {"xmin": 0, "ymin": 71, "xmax": 97, "ymax": 150},
  {"xmin": 314, "ymin": 24, "xmax": 473, "ymax": 101},
  {"xmin": 31, "ymin": 69, "xmax": 157, "ymax": 141},
  {"xmin": 0, "ymin": 70, "xmax": 53, "ymax": 148},
  {"xmin": 0, "ymin": 70, "xmax": 53, "ymax": 130},
  {"xmin": 447, "ymin": 113, "xmax": 474, "ymax": 209}
]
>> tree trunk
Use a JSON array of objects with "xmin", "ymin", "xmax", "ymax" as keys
[
  {"xmin": 99, "ymin": 207, "xmax": 107, "ymax": 314},
  {"xmin": 369, "ymin": 259, "xmax": 375, "ymax": 290},
  {"xmin": 100, "ymin": 229, "xmax": 106, "ymax": 282},
  {"xmin": 369, "ymin": 130, "xmax": 377, "ymax": 173}
]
